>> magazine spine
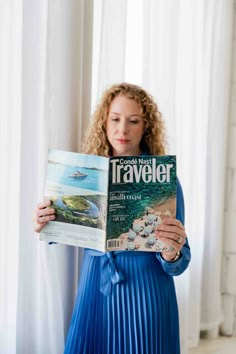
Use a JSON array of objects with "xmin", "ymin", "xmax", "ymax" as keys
[{"xmin": 105, "ymin": 158, "xmax": 111, "ymax": 252}]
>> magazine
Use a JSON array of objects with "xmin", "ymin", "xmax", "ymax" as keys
[{"xmin": 40, "ymin": 149, "xmax": 177, "ymax": 253}]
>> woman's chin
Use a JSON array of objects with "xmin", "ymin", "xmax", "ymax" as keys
[{"xmin": 112, "ymin": 147, "xmax": 141, "ymax": 157}]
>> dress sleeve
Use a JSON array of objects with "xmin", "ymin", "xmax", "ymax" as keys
[{"xmin": 155, "ymin": 177, "xmax": 191, "ymax": 276}]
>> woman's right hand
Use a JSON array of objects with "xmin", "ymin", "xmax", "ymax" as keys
[{"xmin": 33, "ymin": 200, "xmax": 56, "ymax": 233}]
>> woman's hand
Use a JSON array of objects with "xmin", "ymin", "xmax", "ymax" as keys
[
  {"xmin": 33, "ymin": 200, "xmax": 56, "ymax": 233},
  {"xmin": 155, "ymin": 218, "xmax": 186, "ymax": 261}
]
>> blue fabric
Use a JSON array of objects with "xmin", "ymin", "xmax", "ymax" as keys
[
  {"xmin": 100, "ymin": 252, "xmax": 125, "ymax": 296},
  {"xmin": 64, "ymin": 179, "xmax": 191, "ymax": 354}
]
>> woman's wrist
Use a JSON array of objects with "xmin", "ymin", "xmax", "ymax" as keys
[{"xmin": 161, "ymin": 250, "xmax": 181, "ymax": 262}]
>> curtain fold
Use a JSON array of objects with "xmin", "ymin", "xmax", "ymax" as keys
[
  {"xmin": 0, "ymin": 1, "xmax": 93, "ymax": 353},
  {"xmin": 91, "ymin": 0, "xmax": 128, "ymax": 109},
  {"xmin": 200, "ymin": 0, "xmax": 233, "ymax": 333},
  {"xmin": 0, "ymin": 1, "xmax": 22, "ymax": 353}
]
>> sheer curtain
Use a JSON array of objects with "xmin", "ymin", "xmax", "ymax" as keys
[
  {"xmin": 0, "ymin": 1, "xmax": 93, "ymax": 353},
  {"xmin": 92, "ymin": 0, "xmax": 233, "ymax": 352},
  {"xmin": 142, "ymin": 0, "xmax": 233, "ymax": 347},
  {"xmin": 0, "ymin": 2, "xmax": 22, "ymax": 352}
]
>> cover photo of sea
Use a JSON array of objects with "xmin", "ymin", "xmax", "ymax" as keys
[
  {"xmin": 47, "ymin": 163, "xmax": 108, "ymax": 194},
  {"xmin": 45, "ymin": 149, "xmax": 108, "ymax": 230},
  {"xmin": 47, "ymin": 149, "xmax": 108, "ymax": 194}
]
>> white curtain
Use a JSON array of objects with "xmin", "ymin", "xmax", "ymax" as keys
[
  {"xmin": 0, "ymin": 2, "xmax": 22, "ymax": 352},
  {"xmin": 92, "ymin": 0, "xmax": 233, "ymax": 352},
  {"xmin": 142, "ymin": 0, "xmax": 234, "ymax": 347},
  {"xmin": 0, "ymin": 1, "xmax": 93, "ymax": 353}
]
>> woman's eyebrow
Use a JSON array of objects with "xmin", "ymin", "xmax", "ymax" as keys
[
  {"xmin": 110, "ymin": 112, "xmax": 141, "ymax": 117},
  {"xmin": 110, "ymin": 112, "xmax": 121, "ymax": 115}
]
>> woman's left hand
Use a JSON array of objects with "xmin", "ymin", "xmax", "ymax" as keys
[{"xmin": 155, "ymin": 218, "xmax": 187, "ymax": 261}]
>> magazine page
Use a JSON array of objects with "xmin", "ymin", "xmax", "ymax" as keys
[
  {"xmin": 40, "ymin": 149, "xmax": 109, "ymax": 252},
  {"xmin": 106, "ymin": 155, "xmax": 176, "ymax": 252}
]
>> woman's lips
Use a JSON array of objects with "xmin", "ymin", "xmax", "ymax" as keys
[{"xmin": 116, "ymin": 139, "xmax": 130, "ymax": 144}]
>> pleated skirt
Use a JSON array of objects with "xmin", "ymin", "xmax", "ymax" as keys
[{"xmin": 64, "ymin": 250, "xmax": 180, "ymax": 354}]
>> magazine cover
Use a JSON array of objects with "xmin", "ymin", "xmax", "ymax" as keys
[
  {"xmin": 40, "ymin": 149, "xmax": 176, "ymax": 253},
  {"xmin": 106, "ymin": 155, "xmax": 176, "ymax": 251}
]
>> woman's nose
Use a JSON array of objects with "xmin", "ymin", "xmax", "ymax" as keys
[{"xmin": 119, "ymin": 120, "xmax": 128, "ymax": 134}]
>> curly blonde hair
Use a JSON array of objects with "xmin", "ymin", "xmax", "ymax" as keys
[{"xmin": 82, "ymin": 82, "xmax": 167, "ymax": 156}]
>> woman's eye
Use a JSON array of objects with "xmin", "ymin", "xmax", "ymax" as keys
[
  {"xmin": 111, "ymin": 117, "xmax": 119, "ymax": 121},
  {"xmin": 130, "ymin": 120, "xmax": 139, "ymax": 124}
]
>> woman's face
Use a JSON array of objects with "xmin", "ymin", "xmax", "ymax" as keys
[{"xmin": 106, "ymin": 95, "xmax": 144, "ymax": 156}]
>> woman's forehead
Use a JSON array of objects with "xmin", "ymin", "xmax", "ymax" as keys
[{"xmin": 109, "ymin": 95, "xmax": 142, "ymax": 115}]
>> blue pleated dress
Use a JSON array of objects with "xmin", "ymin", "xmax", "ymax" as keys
[{"xmin": 64, "ymin": 179, "xmax": 191, "ymax": 354}]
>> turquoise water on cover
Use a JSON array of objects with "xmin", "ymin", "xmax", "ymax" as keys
[{"xmin": 47, "ymin": 163, "xmax": 108, "ymax": 194}]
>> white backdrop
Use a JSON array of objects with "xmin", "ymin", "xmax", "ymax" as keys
[{"xmin": 0, "ymin": 2, "xmax": 22, "ymax": 352}]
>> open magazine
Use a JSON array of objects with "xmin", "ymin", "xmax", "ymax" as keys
[{"xmin": 40, "ymin": 149, "xmax": 177, "ymax": 252}]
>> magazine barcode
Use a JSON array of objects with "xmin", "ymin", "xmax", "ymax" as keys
[{"xmin": 107, "ymin": 239, "xmax": 120, "ymax": 249}]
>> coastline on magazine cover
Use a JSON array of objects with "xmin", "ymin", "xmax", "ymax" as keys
[{"xmin": 45, "ymin": 149, "xmax": 108, "ymax": 230}]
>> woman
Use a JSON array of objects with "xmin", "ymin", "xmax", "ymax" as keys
[{"xmin": 34, "ymin": 83, "xmax": 191, "ymax": 354}]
